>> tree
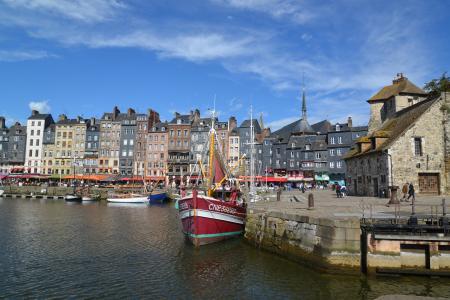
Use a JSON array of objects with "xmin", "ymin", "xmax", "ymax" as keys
[{"xmin": 424, "ymin": 72, "xmax": 450, "ymax": 97}]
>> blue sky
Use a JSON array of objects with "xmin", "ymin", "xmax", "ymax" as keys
[{"xmin": 0, "ymin": 0, "xmax": 449, "ymax": 129}]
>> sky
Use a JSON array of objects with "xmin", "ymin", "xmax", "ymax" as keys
[{"xmin": 0, "ymin": 0, "xmax": 449, "ymax": 130}]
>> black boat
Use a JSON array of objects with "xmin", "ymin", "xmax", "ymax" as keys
[{"xmin": 65, "ymin": 194, "xmax": 82, "ymax": 202}]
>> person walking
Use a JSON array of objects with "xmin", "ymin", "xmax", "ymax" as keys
[
  {"xmin": 401, "ymin": 182, "xmax": 408, "ymax": 202},
  {"xmin": 407, "ymin": 183, "xmax": 415, "ymax": 202}
]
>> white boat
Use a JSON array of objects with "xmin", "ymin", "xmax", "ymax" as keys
[
  {"xmin": 106, "ymin": 193, "xmax": 148, "ymax": 203},
  {"xmin": 82, "ymin": 195, "xmax": 99, "ymax": 202}
]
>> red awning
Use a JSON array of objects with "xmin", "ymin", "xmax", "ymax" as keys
[{"xmin": 238, "ymin": 176, "xmax": 287, "ymax": 183}]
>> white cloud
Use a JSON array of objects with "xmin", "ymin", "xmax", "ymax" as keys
[
  {"xmin": 266, "ymin": 116, "xmax": 297, "ymax": 130},
  {"xmin": 28, "ymin": 100, "xmax": 51, "ymax": 113},
  {"xmin": 2, "ymin": 0, "xmax": 126, "ymax": 23},
  {"xmin": 229, "ymin": 98, "xmax": 243, "ymax": 111},
  {"xmin": 0, "ymin": 50, "xmax": 55, "ymax": 62},
  {"xmin": 212, "ymin": 0, "xmax": 314, "ymax": 24}
]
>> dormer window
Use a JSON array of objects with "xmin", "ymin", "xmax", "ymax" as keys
[
  {"xmin": 291, "ymin": 142, "xmax": 295, "ymax": 148},
  {"xmin": 305, "ymin": 144, "xmax": 311, "ymax": 150},
  {"xmin": 336, "ymin": 124, "xmax": 340, "ymax": 131},
  {"xmin": 177, "ymin": 119, "xmax": 182, "ymax": 125}
]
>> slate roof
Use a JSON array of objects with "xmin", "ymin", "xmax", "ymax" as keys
[
  {"xmin": 169, "ymin": 114, "xmax": 191, "ymax": 124},
  {"xmin": 28, "ymin": 113, "xmax": 51, "ymax": 120},
  {"xmin": 239, "ymin": 119, "xmax": 262, "ymax": 133},
  {"xmin": 271, "ymin": 119, "xmax": 330, "ymax": 143},
  {"xmin": 346, "ymin": 95, "xmax": 440, "ymax": 159},
  {"xmin": 368, "ymin": 77, "xmax": 427, "ymax": 102}
]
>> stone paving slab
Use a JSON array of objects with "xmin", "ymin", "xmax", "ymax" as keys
[{"xmin": 249, "ymin": 189, "xmax": 449, "ymax": 221}]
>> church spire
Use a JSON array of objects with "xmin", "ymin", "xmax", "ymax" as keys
[
  {"xmin": 301, "ymin": 72, "xmax": 307, "ymax": 121},
  {"xmin": 302, "ymin": 86, "xmax": 307, "ymax": 120}
]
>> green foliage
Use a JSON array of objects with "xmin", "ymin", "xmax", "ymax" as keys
[
  {"xmin": 424, "ymin": 72, "xmax": 450, "ymax": 97},
  {"xmin": 440, "ymin": 103, "xmax": 450, "ymax": 113}
]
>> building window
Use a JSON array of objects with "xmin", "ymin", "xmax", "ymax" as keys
[
  {"xmin": 305, "ymin": 144, "xmax": 311, "ymax": 150},
  {"xmin": 336, "ymin": 149, "xmax": 341, "ymax": 156},
  {"xmin": 330, "ymin": 137, "xmax": 335, "ymax": 144},
  {"xmin": 330, "ymin": 149, "xmax": 335, "ymax": 156},
  {"xmin": 338, "ymin": 137, "xmax": 342, "ymax": 144},
  {"xmin": 337, "ymin": 161, "xmax": 342, "ymax": 168},
  {"xmin": 290, "ymin": 151, "xmax": 294, "ymax": 158},
  {"xmin": 414, "ymin": 137, "xmax": 422, "ymax": 156},
  {"xmin": 315, "ymin": 152, "xmax": 321, "ymax": 159},
  {"xmin": 329, "ymin": 162, "xmax": 335, "ymax": 168}
]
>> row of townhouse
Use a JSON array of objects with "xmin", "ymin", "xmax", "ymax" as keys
[{"xmin": 1, "ymin": 96, "xmax": 367, "ymax": 185}]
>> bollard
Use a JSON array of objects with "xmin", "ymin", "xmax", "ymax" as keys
[
  {"xmin": 411, "ymin": 198, "xmax": 416, "ymax": 215},
  {"xmin": 443, "ymin": 198, "xmax": 447, "ymax": 216},
  {"xmin": 308, "ymin": 193, "xmax": 314, "ymax": 210}
]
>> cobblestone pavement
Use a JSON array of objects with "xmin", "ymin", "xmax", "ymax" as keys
[{"xmin": 249, "ymin": 189, "xmax": 449, "ymax": 220}]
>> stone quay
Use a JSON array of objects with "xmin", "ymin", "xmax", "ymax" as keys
[{"xmin": 245, "ymin": 189, "xmax": 450, "ymax": 275}]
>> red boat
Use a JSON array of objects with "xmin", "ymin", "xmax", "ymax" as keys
[
  {"xmin": 178, "ymin": 190, "xmax": 246, "ymax": 246},
  {"xmin": 177, "ymin": 111, "xmax": 247, "ymax": 246}
]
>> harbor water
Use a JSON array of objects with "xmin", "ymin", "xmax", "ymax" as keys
[{"xmin": 0, "ymin": 197, "xmax": 449, "ymax": 299}]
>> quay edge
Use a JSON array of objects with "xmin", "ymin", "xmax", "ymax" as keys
[{"xmin": 245, "ymin": 208, "xmax": 361, "ymax": 274}]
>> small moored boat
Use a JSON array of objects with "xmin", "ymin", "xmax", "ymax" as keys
[
  {"xmin": 107, "ymin": 194, "xmax": 148, "ymax": 203},
  {"xmin": 65, "ymin": 194, "xmax": 82, "ymax": 202},
  {"xmin": 148, "ymin": 192, "xmax": 167, "ymax": 204}
]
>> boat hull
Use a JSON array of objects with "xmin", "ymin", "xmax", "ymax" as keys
[
  {"xmin": 148, "ymin": 192, "xmax": 167, "ymax": 204},
  {"xmin": 178, "ymin": 193, "xmax": 246, "ymax": 246},
  {"xmin": 106, "ymin": 196, "xmax": 148, "ymax": 203},
  {"xmin": 65, "ymin": 194, "xmax": 82, "ymax": 202}
]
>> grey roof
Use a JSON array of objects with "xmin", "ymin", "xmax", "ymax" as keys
[
  {"xmin": 28, "ymin": 113, "xmax": 51, "ymax": 120},
  {"xmin": 169, "ymin": 114, "xmax": 191, "ymax": 124},
  {"xmin": 271, "ymin": 119, "xmax": 330, "ymax": 143},
  {"xmin": 239, "ymin": 119, "xmax": 262, "ymax": 133}
]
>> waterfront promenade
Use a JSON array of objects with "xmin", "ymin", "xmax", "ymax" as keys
[{"xmin": 250, "ymin": 189, "xmax": 448, "ymax": 220}]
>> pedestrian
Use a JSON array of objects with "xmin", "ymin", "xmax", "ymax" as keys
[
  {"xmin": 336, "ymin": 184, "xmax": 341, "ymax": 198},
  {"xmin": 407, "ymin": 183, "xmax": 415, "ymax": 202},
  {"xmin": 401, "ymin": 182, "xmax": 408, "ymax": 202}
]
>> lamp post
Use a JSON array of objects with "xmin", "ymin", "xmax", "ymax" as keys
[{"xmin": 384, "ymin": 150, "xmax": 399, "ymax": 206}]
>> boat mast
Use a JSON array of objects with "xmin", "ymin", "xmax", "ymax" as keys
[
  {"xmin": 207, "ymin": 101, "xmax": 216, "ymax": 197},
  {"xmin": 250, "ymin": 105, "xmax": 256, "ymax": 198}
]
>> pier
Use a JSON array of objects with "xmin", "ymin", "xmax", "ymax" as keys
[{"xmin": 245, "ymin": 190, "xmax": 450, "ymax": 275}]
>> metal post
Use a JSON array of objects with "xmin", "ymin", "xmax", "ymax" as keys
[
  {"xmin": 308, "ymin": 193, "xmax": 314, "ymax": 210},
  {"xmin": 443, "ymin": 198, "xmax": 446, "ymax": 216},
  {"xmin": 411, "ymin": 197, "xmax": 416, "ymax": 215}
]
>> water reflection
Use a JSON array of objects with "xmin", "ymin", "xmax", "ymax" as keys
[{"xmin": 0, "ymin": 197, "xmax": 449, "ymax": 299}]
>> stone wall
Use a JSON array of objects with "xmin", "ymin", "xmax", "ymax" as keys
[
  {"xmin": 389, "ymin": 97, "xmax": 446, "ymax": 194},
  {"xmin": 245, "ymin": 209, "xmax": 361, "ymax": 273}
]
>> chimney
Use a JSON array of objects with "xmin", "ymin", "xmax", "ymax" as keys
[
  {"xmin": 393, "ymin": 73, "xmax": 407, "ymax": 84},
  {"xmin": 174, "ymin": 112, "xmax": 181, "ymax": 118},
  {"xmin": 228, "ymin": 116, "xmax": 237, "ymax": 131},
  {"xmin": 90, "ymin": 117, "xmax": 96, "ymax": 125},
  {"xmin": 113, "ymin": 106, "xmax": 120, "ymax": 120},
  {"xmin": 77, "ymin": 116, "xmax": 82, "ymax": 122},
  {"xmin": 194, "ymin": 109, "xmax": 200, "ymax": 123},
  {"xmin": 0, "ymin": 117, "xmax": 5, "ymax": 129},
  {"xmin": 127, "ymin": 108, "xmax": 135, "ymax": 117},
  {"xmin": 147, "ymin": 109, "xmax": 160, "ymax": 127},
  {"xmin": 58, "ymin": 114, "xmax": 67, "ymax": 122},
  {"xmin": 32, "ymin": 110, "xmax": 39, "ymax": 116},
  {"xmin": 347, "ymin": 116, "xmax": 353, "ymax": 128}
]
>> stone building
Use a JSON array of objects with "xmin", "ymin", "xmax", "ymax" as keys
[
  {"xmin": 167, "ymin": 112, "xmax": 192, "ymax": 183},
  {"xmin": 24, "ymin": 110, "xmax": 54, "ymax": 174},
  {"xmin": 0, "ymin": 118, "xmax": 27, "ymax": 174},
  {"xmin": 52, "ymin": 115, "xmax": 88, "ymax": 176},
  {"xmin": 84, "ymin": 119, "xmax": 100, "ymax": 175},
  {"xmin": 327, "ymin": 118, "xmax": 367, "ymax": 185},
  {"xmin": 134, "ymin": 109, "xmax": 160, "ymax": 176},
  {"xmin": 42, "ymin": 124, "xmax": 55, "ymax": 176},
  {"xmin": 119, "ymin": 109, "xmax": 137, "ymax": 176},
  {"xmin": 345, "ymin": 75, "xmax": 449, "ymax": 196},
  {"xmin": 146, "ymin": 122, "xmax": 168, "ymax": 181},
  {"xmin": 99, "ymin": 107, "xmax": 122, "ymax": 174},
  {"xmin": 227, "ymin": 117, "xmax": 240, "ymax": 170}
]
